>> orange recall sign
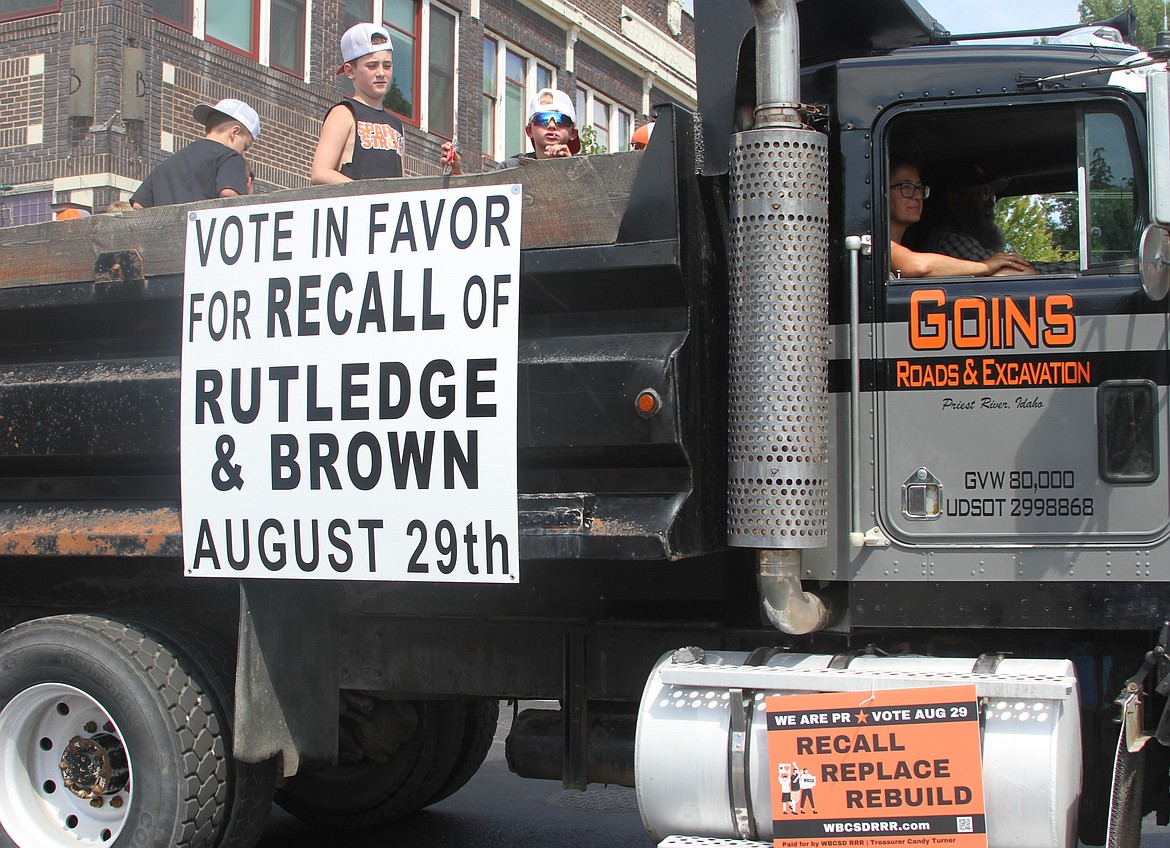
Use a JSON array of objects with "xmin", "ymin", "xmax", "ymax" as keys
[{"xmin": 765, "ymin": 685, "xmax": 987, "ymax": 848}]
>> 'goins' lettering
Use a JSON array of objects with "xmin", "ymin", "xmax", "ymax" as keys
[{"xmin": 910, "ymin": 289, "xmax": 1075, "ymax": 351}]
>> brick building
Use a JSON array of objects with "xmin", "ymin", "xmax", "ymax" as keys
[{"xmin": 0, "ymin": 0, "xmax": 695, "ymax": 225}]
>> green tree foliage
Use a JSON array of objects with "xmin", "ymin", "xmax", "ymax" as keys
[
  {"xmin": 1048, "ymin": 195, "xmax": 1081, "ymax": 255},
  {"xmin": 578, "ymin": 125, "xmax": 606, "ymax": 155},
  {"xmin": 996, "ymin": 196, "xmax": 1079, "ymax": 263},
  {"xmin": 1078, "ymin": 0, "xmax": 1167, "ymax": 50},
  {"xmin": 383, "ymin": 81, "xmax": 411, "ymax": 118},
  {"xmin": 1085, "ymin": 144, "xmax": 1139, "ymax": 261}
]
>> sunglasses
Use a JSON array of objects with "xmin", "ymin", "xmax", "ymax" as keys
[{"xmin": 530, "ymin": 111, "xmax": 574, "ymax": 128}]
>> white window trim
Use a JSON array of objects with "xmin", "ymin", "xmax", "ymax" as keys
[
  {"xmin": 577, "ymin": 83, "xmax": 632, "ymax": 154},
  {"xmin": 483, "ymin": 33, "xmax": 554, "ymax": 162},
  {"xmin": 302, "ymin": 0, "xmax": 313, "ymax": 83},
  {"xmin": 257, "ymin": 0, "xmax": 272, "ymax": 71}
]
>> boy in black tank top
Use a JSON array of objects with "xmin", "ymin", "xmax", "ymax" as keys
[{"xmin": 311, "ymin": 23, "xmax": 407, "ymax": 184}]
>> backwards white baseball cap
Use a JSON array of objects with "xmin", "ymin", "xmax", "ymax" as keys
[
  {"xmin": 193, "ymin": 98, "xmax": 261, "ymax": 140},
  {"xmin": 339, "ymin": 22, "xmax": 393, "ymax": 74},
  {"xmin": 526, "ymin": 88, "xmax": 576, "ymax": 125}
]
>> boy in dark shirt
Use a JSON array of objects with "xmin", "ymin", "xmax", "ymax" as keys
[
  {"xmin": 130, "ymin": 99, "xmax": 258, "ymax": 208},
  {"xmin": 312, "ymin": 23, "xmax": 407, "ymax": 183}
]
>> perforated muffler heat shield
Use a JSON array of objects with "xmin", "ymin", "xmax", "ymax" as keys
[{"xmin": 727, "ymin": 127, "xmax": 830, "ymax": 548}]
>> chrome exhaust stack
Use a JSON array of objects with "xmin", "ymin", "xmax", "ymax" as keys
[{"xmin": 727, "ymin": 0, "xmax": 832, "ymax": 633}]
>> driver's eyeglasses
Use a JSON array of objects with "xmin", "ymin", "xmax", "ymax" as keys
[
  {"xmin": 891, "ymin": 181, "xmax": 930, "ymax": 199},
  {"xmin": 530, "ymin": 111, "xmax": 574, "ymax": 128}
]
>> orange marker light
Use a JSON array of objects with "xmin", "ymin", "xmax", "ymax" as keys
[{"xmin": 636, "ymin": 389, "xmax": 661, "ymax": 417}]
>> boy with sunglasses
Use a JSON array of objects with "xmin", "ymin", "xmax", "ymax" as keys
[{"xmin": 443, "ymin": 88, "xmax": 581, "ymax": 174}]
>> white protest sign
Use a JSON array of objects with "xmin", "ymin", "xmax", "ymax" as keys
[{"xmin": 180, "ymin": 185, "xmax": 521, "ymax": 583}]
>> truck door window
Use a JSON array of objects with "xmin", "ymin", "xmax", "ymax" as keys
[
  {"xmin": 1084, "ymin": 110, "xmax": 1140, "ymax": 267},
  {"xmin": 883, "ymin": 99, "xmax": 1145, "ymax": 281}
]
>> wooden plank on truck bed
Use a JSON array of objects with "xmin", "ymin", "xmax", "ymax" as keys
[{"xmin": 0, "ymin": 152, "xmax": 642, "ymax": 288}]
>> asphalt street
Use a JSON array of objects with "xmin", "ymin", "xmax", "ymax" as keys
[{"xmin": 255, "ymin": 701, "xmax": 652, "ymax": 848}]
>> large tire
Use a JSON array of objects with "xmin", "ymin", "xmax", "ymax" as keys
[
  {"xmin": 0, "ymin": 615, "xmax": 230, "ymax": 848},
  {"xmin": 423, "ymin": 697, "xmax": 499, "ymax": 807},
  {"xmin": 136, "ymin": 617, "xmax": 276, "ymax": 848},
  {"xmin": 276, "ymin": 697, "xmax": 495, "ymax": 830}
]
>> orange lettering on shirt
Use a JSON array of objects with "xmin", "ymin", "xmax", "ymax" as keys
[{"xmin": 356, "ymin": 120, "xmax": 405, "ymax": 153}]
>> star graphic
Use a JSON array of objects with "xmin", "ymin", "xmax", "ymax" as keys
[{"xmin": 855, "ymin": 709, "xmax": 869, "ymax": 724}]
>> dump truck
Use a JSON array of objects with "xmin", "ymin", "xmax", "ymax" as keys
[{"xmin": 3, "ymin": 0, "xmax": 1170, "ymax": 846}]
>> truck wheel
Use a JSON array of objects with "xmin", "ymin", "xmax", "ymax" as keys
[
  {"xmin": 276, "ymin": 697, "xmax": 485, "ymax": 830},
  {"xmin": 0, "ymin": 615, "xmax": 229, "ymax": 848},
  {"xmin": 137, "ymin": 617, "xmax": 276, "ymax": 848},
  {"xmin": 423, "ymin": 697, "xmax": 499, "ymax": 806}
]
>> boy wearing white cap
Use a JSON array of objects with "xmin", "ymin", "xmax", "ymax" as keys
[
  {"xmin": 130, "ymin": 98, "xmax": 259, "ymax": 208},
  {"xmin": 444, "ymin": 87, "xmax": 580, "ymax": 174},
  {"xmin": 312, "ymin": 22, "xmax": 407, "ymax": 183}
]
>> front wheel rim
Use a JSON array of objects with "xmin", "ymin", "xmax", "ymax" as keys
[{"xmin": 0, "ymin": 683, "xmax": 133, "ymax": 846}]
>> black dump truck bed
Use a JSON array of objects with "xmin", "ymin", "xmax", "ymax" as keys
[{"xmin": 0, "ymin": 105, "xmax": 727, "ymax": 564}]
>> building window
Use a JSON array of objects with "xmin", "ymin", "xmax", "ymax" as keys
[
  {"xmin": 337, "ymin": 0, "xmax": 455, "ymax": 132},
  {"xmin": 206, "ymin": 0, "xmax": 259, "ymax": 57},
  {"xmin": 157, "ymin": 0, "xmax": 308, "ymax": 78},
  {"xmin": 157, "ymin": 0, "xmax": 453, "ymax": 102},
  {"xmin": 427, "ymin": 5, "xmax": 456, "ymax": 138},
  {"xmin": 382, "ymin": 0, "xmax": 418, "ymax": 121},
  {"xmin": 0, "ymin": 0, "xmax": 58, "ymax": 22},
  {"xmin": 270, "ymin": 0, "xmax": 306, "ymax": 75},
  {"xmin": 344, "ymin": 0, "xmax": 372, "ymax": 31},
  {"xmin": 615, "ymin": 110, "xmax": 631, "ymax": 152},
  {"xmin": 0, "ymin": 190, "xmax": 51, "ymax": 228},
  {"xmin": 154, "ymin": 0, "xmax": 192, "ymax": 30},
  {"xmin": 576, "ymin": 85, "xmax": 632, "ymax": 153},
  {"xmin": 482, "ymin": 33, "xmax": 553, "ymax": 161},
  {"xmin": 591, "ymin": 97, "xmax": 610, "ymax": 152},
  {"xmin": 503, "ymin": 49, "xmax": 527, "ymax": 161},
  {"xmin": 482, "ymin": 37, "xmax": 498, "ymax": 157}
]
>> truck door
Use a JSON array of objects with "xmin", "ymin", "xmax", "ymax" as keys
[{"xmin": 873, "ymin": 96, "xmax": 1169, "ymax": 546}]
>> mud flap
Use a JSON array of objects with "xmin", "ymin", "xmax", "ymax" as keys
[
  {"xmin": 1105, "ymin": 623, "xmax": 1170, "ymax": 848},
  {"xmin": 1107, "ymin": 691, "xmax": 1149, "ymax": 848},
  {"xmin": 234, "ymin": 583, "xmax": 340, "ymax": 777}
]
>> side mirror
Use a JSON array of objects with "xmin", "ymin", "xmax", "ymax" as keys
[
  {"xmin": 1139, "ymin": 223, "xmax": 1170, "ymax": 300},
  {"xmin": 1147, "ymin": 69, "xmax": 1170, "ymax": 226}
]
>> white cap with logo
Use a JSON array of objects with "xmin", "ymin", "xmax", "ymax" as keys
[
  {"xmin": 193, "ymin": 99, "xmax": 261, "ymax": 140},
  {"xmin": 339, "ymin": 22, "xmax": 393, "ymax": 74}
]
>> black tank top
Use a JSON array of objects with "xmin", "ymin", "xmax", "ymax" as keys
[{"xmin": 332, "ymin": 99, "xmax": 405, "ymax": 180}]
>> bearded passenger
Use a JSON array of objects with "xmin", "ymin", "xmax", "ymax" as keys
[{"xmin": 923, "ymin": 164, "xmax": 1074, "ymax": 274}]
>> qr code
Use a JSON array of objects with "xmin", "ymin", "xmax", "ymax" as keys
[{"xmin": 956, "ymin": 817, "xmax": 974, "ymax": 833}]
